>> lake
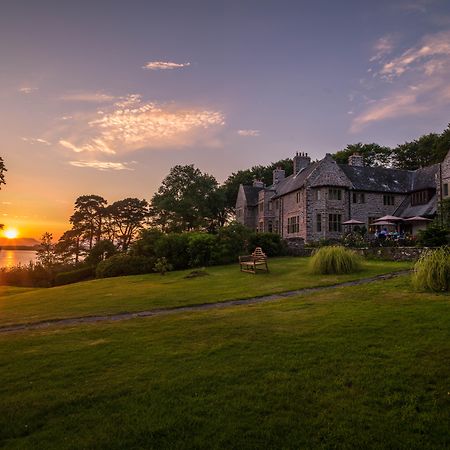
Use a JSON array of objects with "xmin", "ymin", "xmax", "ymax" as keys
[{"xmin": 0, "ymin": 250, "xmax": 37, "ymax": 268}]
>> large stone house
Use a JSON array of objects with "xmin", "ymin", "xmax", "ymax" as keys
[{"xmin": 235, "ymin": 150, "xmax": 450, "ymax": 242}]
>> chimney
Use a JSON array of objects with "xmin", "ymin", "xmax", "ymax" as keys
[
  {"xmin": 293, "ymin": 151, "xmax": 311, "ymax": 174},
  {"xmin": 348, "ymin": 153, "xmax": 364, "ymax": 167},
  {"xmin": 253, "ymin": 179, "xmax": 264, "ymax": 188},
  {"xmin": 272, "ymin": 166, "xmax": 285, "ymax": 185}
]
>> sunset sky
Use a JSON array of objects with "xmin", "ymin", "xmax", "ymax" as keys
[{"xmin": 1, "ymin": 0, "xmax": 450, "ymax": 239}]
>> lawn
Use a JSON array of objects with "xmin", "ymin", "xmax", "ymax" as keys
[
  {"xmin": 0, "ymin": 276, "xmax": 449, "ymax": 449},
  {"xmin": 0, "ymin": 257, "xmax": 411, "ymax": 327}
]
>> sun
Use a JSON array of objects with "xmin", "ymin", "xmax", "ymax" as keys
[{"xmin": 3, "ymin": 228, "xmax": 19, "ymax": 239}]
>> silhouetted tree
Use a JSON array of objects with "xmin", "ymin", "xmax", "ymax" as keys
[
  {"xmin": 36, "ymin": 232, "xmax": 57, "ymax": 267},
  {"xmin": 332, "ymin": 143, "xmax": 392, "ymax": 167}
]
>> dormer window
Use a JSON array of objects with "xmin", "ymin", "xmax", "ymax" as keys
[{"xmin": 411, "ymin": 190, "xmax": 429, "ymax": 206}]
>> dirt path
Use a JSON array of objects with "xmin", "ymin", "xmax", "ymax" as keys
[{"xmin": 0, "ymin": 270, "xmax": 409, "ymax": 334}]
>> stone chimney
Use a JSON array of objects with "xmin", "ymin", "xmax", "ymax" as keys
[
  {"xmin": 348, "ymin": 153, "xmax": 364, "ymax": 167},
  {"xmin": 272, "ymin": 167, "xmax": 285, "ymax": 185},
  {"xmin": 253, "ymin": 179, "xmax": 264, "ymax": 188},
  {"xmin": 293, "ymin": 151, "xmax": 311, "ymax": 174}
]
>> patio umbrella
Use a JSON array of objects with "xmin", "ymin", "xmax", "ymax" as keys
[
  {"xmin": 404, "ymin": 216, "xmax": 432, "ymax": 222},
  {"xmin": 374, "ymin": 215, "xmax": 404, "ymax": 222},
  {"xmin": 372, "ymin": 221, "xmax": 396, "ymax": 226},
  {"xmin": 343, "ymin": 219, "xmax": 365, "ymax": 225}
]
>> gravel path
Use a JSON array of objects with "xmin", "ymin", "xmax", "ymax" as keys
[{"xmin": 0, "ymin": 270, "xmax": 409, "ymax": 334}]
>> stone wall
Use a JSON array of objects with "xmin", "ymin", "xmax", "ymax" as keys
[{"xmin": 354, "ymin": 246, "xmax": 429, "ymax": 261}]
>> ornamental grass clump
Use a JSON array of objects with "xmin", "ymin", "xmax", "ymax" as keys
[
  {"xmin": 309, "ymin": 246, "xmax": 362, "ymax": 275},
  {"xmin": 412, "ymin": 247, "xmax": 450, "ymax": 292}
]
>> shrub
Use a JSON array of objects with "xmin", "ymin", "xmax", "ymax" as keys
[
  {"xmin": 188, "ymin": 233, "xmax": 218, "ymax": 267},
  {"xmin": 154, "ymin": 257, "xmax": 173, "ymax": 275},
  {"xmin": 130, "ymin": 229, "xmax": 164, "ymax": 258},
  {"xmin": 212, "ymin": 223, "xmax": 252, "ymax": 264},
  {"xmin": 309, "ymin": 246, "xmax": 362, "ymax": 275},
  {"xmin": 154, "ymin": 233, "xmax": 190, "ymax": 270},
  {"xmin": 412, "ymin": 247, "xmax": 450, "ymax": 292},
  {"xmin": 0, "ymin": 262, "xmax": 55, "ymax": 287},
  {"xmin": 54, "ymin": 266, "xmax": 95, "ymax": 286},
  {"xmin": 248, "ymin": 232, "xmax": 286, "ymax": 257},
  {"xmin": 96, "ymin": 254, "xmax": 155, "ymax": 278},
  {"xmin": 416, "ymin": 224, "xmax": 449, "ymax": 247}
]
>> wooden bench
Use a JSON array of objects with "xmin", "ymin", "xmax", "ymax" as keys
[{"xmin": 239, "ymin": 247, "xmax": 269, "ymax": 274}]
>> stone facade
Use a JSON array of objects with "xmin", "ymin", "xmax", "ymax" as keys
[{"xmin": 236, "ymin": 149, "xmax": 450, "ymax": 243}]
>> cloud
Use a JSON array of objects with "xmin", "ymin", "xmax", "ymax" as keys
[
  {"xmin": 352, "ymin": 30, "xmax": 450, "ymax": 132},
  {"xmin": 60, "ymin": 92, "xmax": 116, "ymax": 102},
  {"xmin": 18, "ymin": 86, "xmax": 38, "ymax": 94},
  {"xmin": 237, "ymin": 129, "xmax": 260, "ymax": 137},
  {"xmin": 58, "ymin": 94, "xmax": 225, "ymax": 155},
  {"xmin": 69, "ymin": 160, "xmax": 133, "ymax": 171},
  {"xmin": 143, "ymin": 61, "xmax": 191, "ymax": 70},
  {"xmin": 21, "ymin": 137, "xmax": 51, "ymax": 145},
  {"xmin": 369, "ymin": 36, "xmax": 395, "ymax": 62}
]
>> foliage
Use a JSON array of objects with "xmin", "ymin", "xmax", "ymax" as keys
[
  {"xmin": 416, "ymin": 223, "xmax": 449, "ymax": 247},
  {"xmin": 332, "ymin": 143, "xmax": 392, "ymax": 167},
  {"xmin": 54, "ymin": 229, "xmax": 84, "ymax": 264},
  {"xmin": 247, "ymin": 232, "xmax": 286, "ymax": 256},
  {"xmin": 309, "ymin": 246, "xmax": 362, "ymax": 274},
  {"xmin": 54, "ymin": 266, "xmax": 95, "ymax": 286},
  {"xmin": 107, "ymin": 198, "xmax": 149, "ymax": 251},
  {"xmin": 36, "ymin": 232, "xmax": 57, "ymax": 268},
  {"xmin": 412, "ymin": 247, "xmax": 450, "ymax": 292},
  {"xmin": 222, "ymin": 158, "xmax": 293, "ymax": 211},
  {"xmin": 96, "ymin": 254, "xmax": 155, "ymax": 278},
  {"xmin": 150, "ymin": 164, "xmax": 220, "ymax": 232},
  {"xmin": 187, "ymin": 233, "xmax": 218, "ymax": 266},
  {"xmin": 212, "ymin": 222, "xmax": 251, "ymax": 264},
  {"xmin": 341, "ymin": 232, "xmax": 367, "ymax": 248},
  {"xmin": 84, "ymin": 240, "xmax": 117, "ymax": 266},
  {"xmin": 0, "ymin": 262, "xmax": 54, "ymax": 287},
  {"xmin": 0, "ymin": 156, "xmax": 6, "ymax": 189},
  {"xmin": 153, "ymin": 257, "xmax": 173, "ymax": 275},
  {"xmin": 437, "ymin": 198, "xmax": 450, "ymax": 228},
  {"xmin": 154, "ymin": 233, "xmax": 191, "ymax": 270}
]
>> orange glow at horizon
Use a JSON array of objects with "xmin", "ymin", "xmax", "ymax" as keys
[{"xmin": 3, "ymin": 227, "xmax": 19, "ymax": 239}]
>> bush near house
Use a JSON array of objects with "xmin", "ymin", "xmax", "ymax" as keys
[
  {"xmin": 309, "ymin": 246, "xmax": 362, "ymax": 275},
  {"xmin": 54, "ymin": 266, "xmax": 96, "ymax": 286},
  {"xmin": 416, "ymin": 224, "xmax": 449, "ymax": 247},
  {"xmin": 412, "ymin": 247, "xmax": 450, "ymax": 292}
]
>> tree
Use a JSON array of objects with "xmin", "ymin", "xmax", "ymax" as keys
[
  {"xmin": 0, "ymin": 157, "xmax": 6, "ymax": 189},
  {"xmin": 332, "ymin": 143, "xmax": 392, "ymax": 167},
  {"xmin": 151, "ymin": 165, "xmax": 219, "ymax": 232},
  {"xmin": 108, "ymin": 198, "xmax": 149, "ymax": 251},
  {"xmin": 70, "ymin": 195, "xmax": 107, "ymax": 250},
  {"xmin": 36, "ymin": 232, "xmax": 57, "ymax": 267},
  {"xmin": 54, "ymin": 228, "xmax": 84, "ymax": 264},
  {"xmin": 392, "ymin": 134, "xmax": 440, "ymax": 170}
]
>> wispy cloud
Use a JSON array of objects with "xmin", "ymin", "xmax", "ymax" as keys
[
  {"xmin": 143, "ymin": 61, "xmax": 191, "ymax": 70},
  {"xmin": 69, "ymin": 160, "xmax": 133, "ymax": 171},
  {"xmin": 21, "ymin": 137, "xmax": 51, "ymax": 145},
  {"xmin": 60, "ymin": 92, "xmax": 116, "ymax": 102},
  {"xmin": 18, "ymin": 86, "xmax": 38, "ymax": 94},
  {"xmin": 351, "ymin": 30, "xmax": 450, "ymax": 132},
  {"xmin": 237, "ymin": 129, "xmax": 260, "ymax": 137},
  {"xmin": 58, "ymin": 94, "xmax": 225, "ymax": 155},
  {"xmin": 369, "ymin": 35, "xmax": 396, "ymax": 62}
]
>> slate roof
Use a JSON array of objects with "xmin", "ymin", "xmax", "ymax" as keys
[
  {"xmin": 411, "ymin": 164, "xmax": 439, "ymax": 191},
  {"xmin": 395, "ymin": 194, "xmax": 437, "ymax": 218},
  {"xmin": 242, "ymin": 185, "xmax": 263, "ymax": 206},
  {"xmin": 338, "ymin": 165, "xmax": 413, "ymax": 193},
  {"xmin": 271, "ymin": 162, "xmax": 319, "ymax": 198}
]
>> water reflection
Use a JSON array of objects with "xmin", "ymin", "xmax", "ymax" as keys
[{"xmin": 0, "ymin": 250, "xmax": 37, "ymax": 268}]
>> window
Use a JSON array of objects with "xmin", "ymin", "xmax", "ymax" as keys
[
  {"xmin": 268, "ymin": 221, "xmax": 273, "ymax": 233},
  {"xmin": 287, "ymin": 216, "xmax": 300, "ymax": 234},
  {"xmin": 360, "ymin": 193, "xmax": 366, "ymax": 204},
  {"xmin": 316, "ymin": 213, "xmax": 322, "ymax": 232},
  {"xmin": 268, "ymin": 201, "xmax": 273, "ymax": 211},
  {"xmin": 352, "ymin": 192, "xmax": 366, "ymax": 203},
  {"xmin": 383, "ymin": 195, "xmax": 395, "ymax": 206},
  {"xmin": 275, "ymin": 200, "xmax": 279, "ymax": 210},
  {"xmin": 259, "ymin": 202, "xmax": 264, "ymax": 212},
  {"xmin": 328, "ymin": 188, "xmax": 342, "ymax": 201},
  {"xmin": 274, "ymin": 220, "xmax": 279, "ymax": 233},
  {"xmin": 444, "ymin": 184, "xmax": 449, "ymax": 197},
  {"xmin": 313, "ymin": 189, "xmax": 321, "ymax": 201},
  {"xmin": 411, "ymin": 190, "xmax": 429, "ymax": 206},
  {"xmin": 328, "ymin": 214, "xmax": 342, "ymax": 232},
  {"xmin": 296, "ymin": 191, "xmax": 301, "ymax": 203},
  {"xmin": 352, "ymin": 192, "xmax": 357, "ymax": 203}
]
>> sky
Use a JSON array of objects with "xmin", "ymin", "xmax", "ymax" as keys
[{"xmin": 1, "ymin": 0, "xmax": 450, "ymax": 239}]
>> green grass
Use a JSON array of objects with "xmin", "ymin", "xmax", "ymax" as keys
[
  {"xmin": 0, "ymin": 275, "xmax": 449, "ymax": 449},
  {"xmin": 0, "ymin": 257, "xmax": 411, "ymax": 327}
]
